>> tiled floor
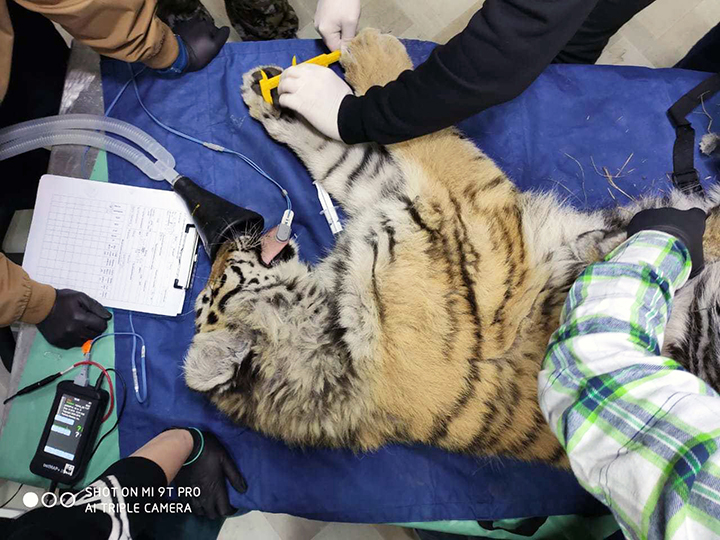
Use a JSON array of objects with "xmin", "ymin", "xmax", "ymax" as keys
[
  {"xmin": 596, "ymin": 0, "xmax": 720, "ymax": 67},
  {"xmin": 3, "ymin": 0, "xmax": 719, "ymax": 537}
]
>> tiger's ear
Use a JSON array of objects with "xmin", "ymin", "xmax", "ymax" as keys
[{"xmin": 184, "ymin": 329, "xmax": 252, "ymax": 392}]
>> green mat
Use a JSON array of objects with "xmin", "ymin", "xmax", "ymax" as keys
[
  {"xmin": 0, "ymin": 152, "xmax": 119, "ymax": 488},
  {"xmin": 403, "ymin": 514, "xmax": 619, "ymax": 538}
]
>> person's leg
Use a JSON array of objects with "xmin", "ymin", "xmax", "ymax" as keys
[
  {"xmin": 0, "ymin": 2, "xmax": 68, "ymax": 370},
  {"xmin": 224, "ymin": 0, "xmax": 298, "ymax": 41},
  {"xmin": 0, "ymin": 1, "xmax": 69, "ymax": 212},
  {"xmin": 554, "ymin": 0, "xmax": 656, "ymax": 64},
  {"xmin": 155, "ymin": 0, "xmax": 214, "ymax": 31},
  {"xmin": 675, "ymin": 23, "xmax": 720, "ymax": 72}
]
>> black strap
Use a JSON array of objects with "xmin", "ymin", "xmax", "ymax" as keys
[{"xmin": 667, "ymin": 73, "xmax": 720, "ymax": 195}]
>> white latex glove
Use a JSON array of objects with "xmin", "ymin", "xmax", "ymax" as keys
[
  {"xmin": 314, "ymin": 0, "xmax": 361, "ymax": 52},
  {"xmin": 278, "ymin": 64, "xmax": 352, "ymax": 141}
]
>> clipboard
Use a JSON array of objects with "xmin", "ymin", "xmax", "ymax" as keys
[{"xmin": 23, "ymin": 175, "xmax": 199, "ymax": 317}]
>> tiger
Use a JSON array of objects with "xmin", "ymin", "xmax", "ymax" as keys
[{"xmin": 183, "ymin": 28, "xmax": 720, "ymax": 468}]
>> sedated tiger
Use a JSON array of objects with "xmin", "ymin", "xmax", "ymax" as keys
[{"xmin": 183, "ymin": 29, "xmax": 720, "ymax": 468}]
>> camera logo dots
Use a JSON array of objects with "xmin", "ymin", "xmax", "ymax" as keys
[
  {"xmin": 41, "ymin": 492, "xmax": 58, "ymax": 508},
  {"xmin": 22, "ymin": 492, "xmax": 39, "ymax": 508}
]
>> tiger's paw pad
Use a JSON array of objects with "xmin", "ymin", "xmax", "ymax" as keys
[{"xmin": 242, "ymin": 66, "xmax": 283, "ymax": 121}]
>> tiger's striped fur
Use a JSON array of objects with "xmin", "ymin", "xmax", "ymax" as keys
[{"xmin": 184, "ymin": 29, "xmax": 720, "ymax": 467}]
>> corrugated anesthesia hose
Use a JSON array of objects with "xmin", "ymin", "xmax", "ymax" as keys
[
  {"xmin": 0, "ymin": 113, "xmax": 175, "ymax": 168},
  {"xmin": 0, "ymin": 129, "xmax": 177, "ymax": 182}
]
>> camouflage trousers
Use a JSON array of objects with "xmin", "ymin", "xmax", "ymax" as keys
[
  {"xmin": 156, "ymin": 0, "xmax": 298, "ymax": 41},
  {"xmin": 224, "ymin": 0, "xmax": 298, "ymax": 41}
]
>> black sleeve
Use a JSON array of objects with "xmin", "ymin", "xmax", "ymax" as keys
[
  {"xmin": 6, "ymin": 457, "xmax": 167, "ymax": 540},
  {"xmin": 338, "ymin": 0, "xmax": 600, "ymax": 145}
]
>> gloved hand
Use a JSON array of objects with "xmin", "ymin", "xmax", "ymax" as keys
[
  {"xmin": 626, "ymin": 207, "xmax": 707, "ymax": 277},
  {"xmin": 175, "ymin": 17, "xmax": 230, "ymax": 72},
  {"xmin": 174, "ymin": 430, "xmax": 247, "ymax": 519},
  {"xmin": 315, "ymin": 0, "xmax": 361, "ymax": 52},
  {"xmin": 36, "ymin": 289, "xmax": 112, "ymax": 349},
  {"xmin": 278, "ymin": 64, "xmax": 352, "ymax": 140}
]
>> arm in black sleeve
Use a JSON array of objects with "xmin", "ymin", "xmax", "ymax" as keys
[{"xmin": 338, "ymin": 0, "xmax": 600, "ymax": 145}]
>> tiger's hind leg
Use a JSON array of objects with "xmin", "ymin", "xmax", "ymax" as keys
[
  {"xmin": 662, "ymin": 184, "xmax": 720, "ymax": 392},
  {"xmin": 664, "ymin": 261, "xmax": 720, "ymax": 392}
]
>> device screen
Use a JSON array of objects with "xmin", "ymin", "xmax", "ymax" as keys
[{"xmin": 43, "ymin": 394, "xmax": 92, "ymax": 462}]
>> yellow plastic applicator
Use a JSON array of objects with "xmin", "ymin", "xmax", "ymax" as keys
[{"xmin": 259, "ymin": 50, "xmax": 342, "ymax": 105}]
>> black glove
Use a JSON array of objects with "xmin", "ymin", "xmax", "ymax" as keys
[
  {"xmin": 175, "ymin": 18, "xmax": 230, "ymax": 73},
  {"xmin": 175, "ymin": 430, "xmax": 247, "ymax": 520},
  {"xmin": 36, "ymin": 289, "xmax": 112, "ymax": 349},
  {"xmin": 626, "ymin": 207, "xmax": 707, "ymax": 278}
]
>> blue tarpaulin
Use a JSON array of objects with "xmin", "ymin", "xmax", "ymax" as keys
[{"xmin": 100, "ymin": 39, "xmax": 719, "ymax": 523}]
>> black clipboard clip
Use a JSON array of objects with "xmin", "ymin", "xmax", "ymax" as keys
[{"xmin": 174, "ymin": 223, "xmax": 199, "ymax": 290}]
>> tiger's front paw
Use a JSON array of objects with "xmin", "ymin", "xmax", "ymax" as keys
[{"xmin": 241, "ymin": 66, "xmax": 283, "ymax": 122}]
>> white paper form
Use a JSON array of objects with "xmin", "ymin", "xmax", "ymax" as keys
[{"xmin": 23, "ymin": 175, "xmax": 198, "ymax": 316}]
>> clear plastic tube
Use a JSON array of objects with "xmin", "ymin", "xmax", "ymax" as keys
[
  {"xmin": 0, "ymin": 114, "xmax": 175, "ymax": 168},
  {"xmin": 0, "ymin": 130, "xmax": 172, "ymax": 181}
]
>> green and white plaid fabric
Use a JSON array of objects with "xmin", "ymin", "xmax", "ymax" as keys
[{"xmin": 539, "ymin": 230, "xmax": 720, "ymax": 540}]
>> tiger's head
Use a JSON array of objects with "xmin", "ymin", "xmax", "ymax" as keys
[
  {"xmin": 184, "ymin": 226, "xmax": 303, "ymax": 394},
  {"xmin": 193, "ymin": 226, "xmax": 299, "ymax": 334}
]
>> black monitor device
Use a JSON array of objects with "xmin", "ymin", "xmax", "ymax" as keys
[{"xmin": 30, "ymin": 380, "xmax": 108, "ymax": 485}]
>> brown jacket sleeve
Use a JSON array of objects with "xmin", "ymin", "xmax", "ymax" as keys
[
  {"xmin": 15, "ymin": 0, "xmax": 178, "ymax": 69},
  {"xmin": 0, "ymin": 253, "xmax": 56, "ymax": 326},
  {"xmin": 0, "ymin": 1, "xmax": 12, "ymax": 101}
]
